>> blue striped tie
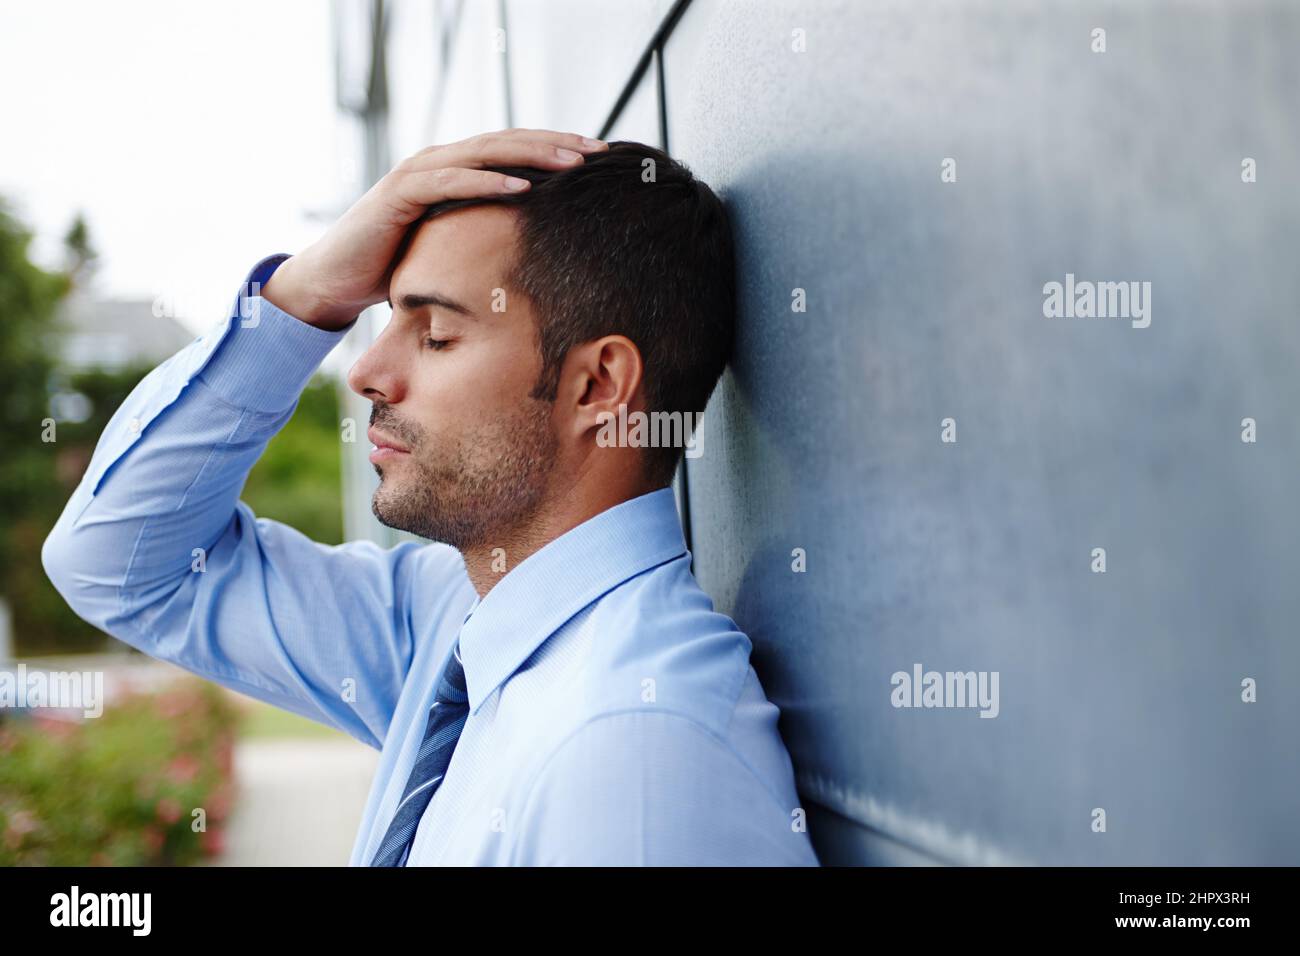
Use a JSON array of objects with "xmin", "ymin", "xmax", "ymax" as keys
[{"xmin": 369, "ymin": 639, "xmax": 469, "ymax": 867}]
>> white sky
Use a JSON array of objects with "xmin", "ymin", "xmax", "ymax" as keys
[{"xmin": 0, "ymin": 0, "xmax": 349, "ymax": 334}]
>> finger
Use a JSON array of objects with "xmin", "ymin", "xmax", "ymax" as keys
[
  {"xmin": 412, "ymin": 136, "xmax": 600, "ymax": 173},
  {"xmin": 459, "ymin": 128, "xmax": 607, "ymax": 153},
  {"xmin": 388, "ymin": 167, "xmax": 533, "ymax": 213},
  {"xmin": 408, "ymin": 130, "xmax": 607, "ymax": 170}
]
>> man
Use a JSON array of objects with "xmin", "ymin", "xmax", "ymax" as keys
[{"xmin": 42, "ymin": 129, "xmax": 819, "ymax": 866}]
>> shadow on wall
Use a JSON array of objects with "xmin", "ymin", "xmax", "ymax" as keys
[{"xmin": 690, "ymin": 29, "xmax": 1300, "ymax": 863}]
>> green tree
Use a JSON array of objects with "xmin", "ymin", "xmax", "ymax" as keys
[
  {"xmin": 1, "ymin": 199, "xmax": 344, "ymax": 655},
  {"xmin": 62, "ymin": 210, "xmax": 98, "ymax": 287},
  {"xmin": 0, "ymin": 200, "xmax": 72, "ymax": 652}
]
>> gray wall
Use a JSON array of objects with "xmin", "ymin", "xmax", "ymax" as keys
[{"xmin": 418, "ymin": 0, "xmax": 1300, "ymax": 865}]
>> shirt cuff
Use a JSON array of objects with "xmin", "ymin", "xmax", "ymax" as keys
[{"xmin": 197, "ymin": 254, "xmax": 356, "ymax": 414}]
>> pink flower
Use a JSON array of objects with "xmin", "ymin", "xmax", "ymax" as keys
[
  {"xmin": 4, "ymin": 810, "xmax": 39, "ymax": 850},
  {"xmin": 135, "ymin": 771, "xmax": 161, "ymax": 801},
  {"xmin": 141, "ymin": 826, "xmax": 165, "ymax": 857},
  {"xmin": 32, "ymin": 714, "xmax": 79, "ymax": 739},
  {"xmin": 200, "ymin": 827, "xmax": 225, "ymax": 857},
  {"xmin": 154, "ymin": 686, "xmax": 195, "ymax": 719},
  {"xmin": 155, "ymin": 797, "xmax": 183, "ymax": 825},
  {"xmin": 166, "ymin": 753, "xmax": 201, "ymax": 784},
  {"xmin": 207, "ymin": 784, "xmax": 233, "ymax": 820}
]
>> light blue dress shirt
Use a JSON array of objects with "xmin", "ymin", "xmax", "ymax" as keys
[{"xmin": 41, "ymin": 254, "xmax": 820, "ymax": 866}]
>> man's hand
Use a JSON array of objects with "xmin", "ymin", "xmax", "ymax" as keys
[{"xmin": 262, "ymin": 128, "xmax": 608, "ymax": 330}]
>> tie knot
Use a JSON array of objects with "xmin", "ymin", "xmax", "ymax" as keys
[{"xmin": 436, "ymin": 639, "xmax": 468, "ymax": 706}]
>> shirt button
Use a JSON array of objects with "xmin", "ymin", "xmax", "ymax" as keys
[{"xmin": 128, "ymin": 418, "xmax": 141, "ymax": 434}]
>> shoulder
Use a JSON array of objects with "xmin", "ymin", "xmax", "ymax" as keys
[
  {"xmin": 502, "ymin": 555, "xmax": 820, "ymax": 864},
  {"xmin": 510, "ymin": 708, "xmax": 818, "ymax": 866},
  {"xmin": 573, "ymin": 552, "xmax": 755, "ymax": 735}
]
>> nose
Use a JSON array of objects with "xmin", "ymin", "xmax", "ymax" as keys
[{"xmin": 346, "ymin": 331, "xmax": 405, "ymax": 403}]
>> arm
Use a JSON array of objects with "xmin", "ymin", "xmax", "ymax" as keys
[
  {"xmin": 508, "ymin": 710, "xmax": 821, "ymax": 866},
  {"xmin": 40, "ymin": 254, "xmax": 466, "ymax": 748},
  {"xmin": 43, "ymin": 129, "xmax": 608, "ymax": 747}
]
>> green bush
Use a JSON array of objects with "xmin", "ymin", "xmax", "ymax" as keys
[{"xmin": 0, "ymin": 677, "xmax": 239, "ymax": 865}]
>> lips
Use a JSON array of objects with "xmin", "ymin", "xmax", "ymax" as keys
[{"xmin": 367, "ymin": 427, "xmax": 410, "ymax": 453}]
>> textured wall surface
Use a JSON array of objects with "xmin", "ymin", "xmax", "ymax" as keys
[
  {"xmin": 663, "ymin": 0, "xmax": 1299, "ymax": 865},
  {"xmin": 417, "ymin": 0, "xmax": 1299, "ymax": 865}
]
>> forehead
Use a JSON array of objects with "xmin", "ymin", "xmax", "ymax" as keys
[{"xmin": 391, "ymin": 204, "xmax": 520, "ymax": 296}]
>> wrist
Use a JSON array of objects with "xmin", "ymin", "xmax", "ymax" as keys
[{"xmin": 261, "ymin": 259, "xmax": 359, "ymax": 331}]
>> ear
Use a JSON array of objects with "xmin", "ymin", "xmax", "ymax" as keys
[{"xmin": 559, "ymin": 335, "xmax": 645, "ymax": 439}]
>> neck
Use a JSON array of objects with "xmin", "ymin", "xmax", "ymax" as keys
[{"xmin": 459, "ymin": 469, "xmax": 663, "ymax": 597}]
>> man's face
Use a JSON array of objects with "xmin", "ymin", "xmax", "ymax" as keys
[{"xmin": 346, "ymin": 205, "xmax": 558, "ymax": 551}]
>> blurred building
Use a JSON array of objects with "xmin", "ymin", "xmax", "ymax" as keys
[{"xmin": 55, "ymin": 289, "xmax": 194, "ymax": 372}]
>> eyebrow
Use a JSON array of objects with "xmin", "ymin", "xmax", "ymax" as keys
[{"xmin": 387, "ymin": 290, "xmax": 476, "ymax": 318}]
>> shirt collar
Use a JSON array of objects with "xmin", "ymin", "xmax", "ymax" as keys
[{"xmin": 457, "ymin": 487, "xmax": 687, "ymax": 715}]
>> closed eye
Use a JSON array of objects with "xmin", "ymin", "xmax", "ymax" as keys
[{"xmin": 423, "ymin": 337, "xmax": 452, "ymax": 351}]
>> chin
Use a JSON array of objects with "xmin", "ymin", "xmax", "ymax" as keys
[{"xmin": 370, "ymin": 483, "xmax": 397, "ymax": 514}]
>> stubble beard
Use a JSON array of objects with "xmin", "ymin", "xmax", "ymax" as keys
[{"xmin": 370, "ymin": 399, "xmax": 558, "ymax": 553}]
